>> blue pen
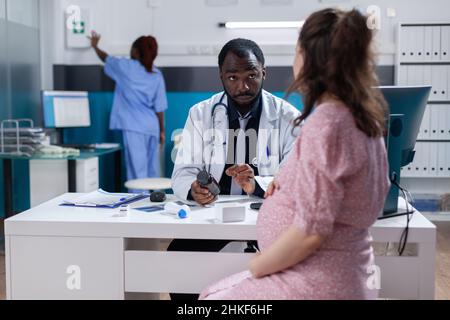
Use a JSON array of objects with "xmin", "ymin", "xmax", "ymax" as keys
[{"xmin": 266, "ymin": 146, "xmax": 270, "ymax": 158}]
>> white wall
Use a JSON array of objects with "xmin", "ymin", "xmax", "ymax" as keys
[
  {"xmin": 7, "ymin": 0, "xmax": 39, "ymax": 28},
  {"xmin": 40, "ymin": 0, "xmax": 450, "ymax": 89}
]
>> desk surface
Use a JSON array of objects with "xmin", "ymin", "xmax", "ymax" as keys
[
  {"xmin": 5, "ymin": 194, "xmax": 436, "ymax": 242},
  {"xmin": 0, "ymin": 147, "xmax": 121, "ymax": 160}
]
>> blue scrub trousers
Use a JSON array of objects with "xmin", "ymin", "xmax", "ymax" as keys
[{"xmin": 122, "ymin": 130, "xmax": 160, "ymax": 186}]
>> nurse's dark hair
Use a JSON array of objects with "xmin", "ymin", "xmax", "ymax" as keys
[
  {"xmin": 218, "ymin": 38, "xmax": 265, "ymax": 69},
  {"xmin": 132, "ymin": 36, "xmax": 158, "ymax": 73},
  {"xmin": 288, "ymin": 8, "xmax": 387, "ymax": 138}
]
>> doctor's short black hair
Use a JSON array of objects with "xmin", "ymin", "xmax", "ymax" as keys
[{"xmin": 218, "ymin": 38, "xmax": 265, "ymax": 69}]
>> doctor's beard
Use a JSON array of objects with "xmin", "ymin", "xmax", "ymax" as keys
[{"xmin": 223, "ymin": 81, "xmax": 264, "ymax": 110}]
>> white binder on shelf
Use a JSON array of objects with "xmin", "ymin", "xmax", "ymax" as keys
[
  {"xmin": 398, "ymin": 65, "xmax": 408, "ymax": 86},
  {"xmin": 432, "ymin": 26, "xmax": 441, "ymax": 61},
  {"xmin": 437, "ymin": 143, "xmax": 450, "ymax": 178},
  {"xmin": 446, "ymin": 143, "xmax": 450, "ymax": 178},
  {"xmin": 424, "ymin": 26, "xmax": 433, "ymax": 62},
  {"xmin": 400, "ymin": 26, "xmax": 411, "ymax": 62},
  {"xmin": 437, "ymin": 105, "xmax": 448, "ymax": 139},
  {"xmin": 430, "ymin": 65, "xmax": 441, "ymax": 100},
  {"xmin": 445, "ymin": 105, "xmax": 450, "ymax": 139},
  {"xmin": 414, "ymin": 26, "xmax": 425, "ymax": 61},
  {"xmin": 441, "ymin": 26, "xmax": 449, "ymax": 60},
  {"xmin": 447, "ymin": 66, "xmax": 450, "ymax": 101},
  {"xmin": 413, "ymin": 65, "xmax": 425, "ymax": 85},
  {"xmin": 442, "ymin": 104, "xmax": 450, "ymax": 140},
  {"xmin": 418, "ymin": 105, "xmax": 431, "ymax": 140},
  {"xmin": 428, "ymin": 142, "xmax": 438, "ymax": 177},
  {"xmin": 438, "ymin": 66, "xmax": 448, "ymax": 100},
  {"xmin": 412, "ymin": 142, "xmax": 424, "ymax": 177},
  {"xmin": 429, "ymin": 105, "xmax": 440, "ymax": 139},
  {"xmin": 422, "ymin": 142, "xmax": 431, "ymax": 177},
  {"xmin": 423, "ymin": 65, "xmax": 432, "ymax": 88}
]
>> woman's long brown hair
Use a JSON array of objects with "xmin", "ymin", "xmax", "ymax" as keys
[{"xmin": 289, "ymin": 8, "xmax": 388, "ymax": 138}]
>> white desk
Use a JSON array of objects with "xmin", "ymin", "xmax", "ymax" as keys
[{"xmin": 4, "ymin": 194, "xmax": 436, "ymax": 300}]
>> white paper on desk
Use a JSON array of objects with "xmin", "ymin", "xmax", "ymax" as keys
[
  {"xmin": 62, "ymin": 189, "xmax": 141, "ymax": 207},
  {"xmin": 255, "ymin": 176, "xmax": 274, "ymax": 192}
]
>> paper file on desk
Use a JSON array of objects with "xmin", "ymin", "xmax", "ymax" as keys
[
  {"xmin": 60, "ymin": 189, "xmax": 148, "ymax": 208},
  {"xmin": 255, "ymin": 176, "xmax": 274, "ymax": 192}
]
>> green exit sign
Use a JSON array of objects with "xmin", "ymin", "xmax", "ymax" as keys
[{"xmin": 72, "ymin": 21, "xmax": 85, "ymax": 34}]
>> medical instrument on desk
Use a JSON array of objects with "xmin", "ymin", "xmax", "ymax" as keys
[
  {"xmin": 164, "ymin": 203, "xmax": 190, "ymax": 219},
  {"xmin": 197, "ymin": 169, "xmax": 221, "ymax": 197},
  {"xmin": 150, "ymin": 191, "xmax": 167, "ymax": 203},
  {"xmin": 250, "ymin": 203, "xmax": 263, "ymax": 211}
]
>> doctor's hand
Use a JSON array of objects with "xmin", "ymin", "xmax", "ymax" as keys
[
  {"xmin": 226, "ymin": 165, "xmax": 256, "ymax": 194},
  {"xmin": 190, "ymin": 181, "xmax": 217, "ymax": 206},
  {"xmin": 88, "ymin": 31, "xmax": 101, "ymax": 48}
]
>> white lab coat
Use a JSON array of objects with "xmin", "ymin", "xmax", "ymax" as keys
[{"xmin": 172, "ymin": 90, "xmax": 301, "ymax": 200}]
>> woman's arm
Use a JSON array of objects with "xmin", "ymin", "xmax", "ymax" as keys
[
  {"xmin": 88, "ymin": 31, "xmax": 108, "ymax": 62},
  {"xmin": 157, "ymin": 112, "xmax": 165, "ymax": 146},
  {"xmin": 250, "ymin": 226, "xmax": 326, "ymax": 279}
]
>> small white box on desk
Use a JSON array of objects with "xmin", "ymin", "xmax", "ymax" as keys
[{"xmin": 215, "ymin": 203, "xmax": 246, "ymax": 223}]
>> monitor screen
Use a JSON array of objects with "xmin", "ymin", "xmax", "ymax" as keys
[
  {"xmin": 379, "ymin": 86, "xmax": 431, "ymax": 167},
  {"xmin": 42, "ymin": 91, "xmax": 91, "ymax": 128},
  {"xmin": 379, "ymin": 85, "xmax": 431, "ymax": 215}
]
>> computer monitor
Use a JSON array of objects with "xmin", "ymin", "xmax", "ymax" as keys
[
  {"xmin": 42, "ymin": 91, "xmax": 91, "ymax": 128},
  {"xmin": 380, "ymin": 86, "xmax": 431, "ymax": 216}
]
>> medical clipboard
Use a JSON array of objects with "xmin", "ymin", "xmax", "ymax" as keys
[{"xmin": 60, "ymin": 189, "xmax": 149, "ymax": 209}]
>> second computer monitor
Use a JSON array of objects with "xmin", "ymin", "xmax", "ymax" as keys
[
  {"xmin": 42, "ymin": 91, "xmax": 91, "ymax": 128},
  {"xmin": 380, "ymin": 86, "xmax": 431, "ymax": 167}
]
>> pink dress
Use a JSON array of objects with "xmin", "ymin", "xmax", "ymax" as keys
[{"xmin": 200, "ymin": 102, "xmax": 390, "ymax": 300}]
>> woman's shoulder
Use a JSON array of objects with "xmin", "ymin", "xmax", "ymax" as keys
[
  {"xmin": 304, "ymin": 102, "xmax": 351, "ymax": 132},
  {"xmin": 314, "ymin": 101, "xmax": 353, "ymax": 122}
]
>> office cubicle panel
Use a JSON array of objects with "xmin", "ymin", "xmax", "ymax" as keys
[
  {"xmin": 7, "ymin": 4, "xmax": 41, "ymax": 123},
  {"xmin": 0, "ymin": 0, "xmax": 40, "ymax": 218},
  {"xmin": 0, "ymin": 0, "xmax": 7, "ymax": 121},
  {"xmin": 0, "ymin": 1, "xmax": 6, "ymax": 218}
]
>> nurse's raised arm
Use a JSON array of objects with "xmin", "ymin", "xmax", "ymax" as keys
[{"xmin": 88, "ymin": 30, "xmax": 108, "ymax": 62}]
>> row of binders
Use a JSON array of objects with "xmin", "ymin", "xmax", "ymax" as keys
[
  {"xmin": 398, "ymin": 65, "xmax": 450, "ymax": 101},
  {"xmin": 400, "ymin": 25, "xmax": 450, "ymax": 62},
  {"xmin": 402, "ymin": 142, "xmax": 450, "ymax": 178},
  {"xmin": 417, "ymin": 105, "xmax": 450, "ymax": 140}
]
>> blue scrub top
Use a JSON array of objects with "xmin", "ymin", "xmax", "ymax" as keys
[{"xmin": 105, "ymin": 56, "xmax": 168, "ymax": 136}]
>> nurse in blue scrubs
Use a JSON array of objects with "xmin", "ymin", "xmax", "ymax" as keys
[{"xmin": 89, "ymin": 31, "xmax": 168, "ymax": 184}]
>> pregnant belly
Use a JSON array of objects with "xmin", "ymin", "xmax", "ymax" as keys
[{"xmin": 257, "ymin": 192, "xmax": 296, "ymax": 250}]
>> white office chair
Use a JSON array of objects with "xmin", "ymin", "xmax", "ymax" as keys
[{"xmin": 124, "ymin": 132, "xmax": 181, "ymax": 193}]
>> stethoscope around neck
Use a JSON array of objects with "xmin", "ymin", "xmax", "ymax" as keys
[
  {"xmin": 206, "ymin": 93, "xmax": 228, "ymax": 173},
  {"xmin": 207, "ymin": 93, "xmax": 272, "ymax": 173}
]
